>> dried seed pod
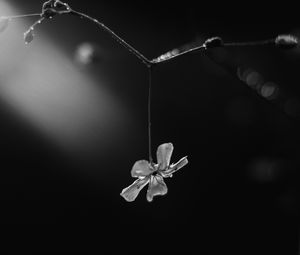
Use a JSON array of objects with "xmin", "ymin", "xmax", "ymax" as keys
[
  {"xmin": 42, "ymin": 0, "xmax": 55, "ymax": 10},
  {"xmin": 41, "ymin": 8, "xmax": 57, "ymax": 19},
  {"xmin": 275, "ymin": 34, "xmax": 298, "ymax": 49},
  {"xmin": 204, "ymin": 37, "xmax": 224, "ymax": 49},
  {"xmin": 41, "ymin": 0, "xmax": 71, "ymax": 18},
  {"xmin": 24, "ymin": 28, "xmax": 34, "ymax": 44}
]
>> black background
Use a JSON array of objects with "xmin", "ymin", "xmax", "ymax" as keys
[{"xmin": 0, "ymin": 1, "xmax": 300, "ymax": 253}]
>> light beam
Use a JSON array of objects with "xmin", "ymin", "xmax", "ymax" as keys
[{"xmin": 0, "ymin": 1, "xmax": 131, "ymax": 161}]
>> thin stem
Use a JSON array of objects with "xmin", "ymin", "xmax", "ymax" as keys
[
  {"xmin": 30, "ymin": 17, "xmax": 45, "ymax": 29},
  {"xmin": 152, "ymin": 45, "xmax": 206, "ymax": 64},
  {"xmin": 148, "ymin": 66, "xmax": 153, "ymax": 164},
  {"xmin": 224, "ymin": 39, "xmax": 274, "ymax": 47},
  {"xmin": 69, "ymin": 10, "xmax": 152, "ymax": 67},
  {"xmin": 151, "ymin": 35, "xmax": 295, "ymax": 65},
  {"xmin": 70, "ymin": 8, "xmax": 155, "ymax": 162},
  {"xmin": 3, "ymin": 13, "xmax": 41, "ymax": 19}
]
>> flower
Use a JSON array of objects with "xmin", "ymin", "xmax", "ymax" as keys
[{"xmin": 120, "ymin": 143, "xmax": 188, "ymax": 202}]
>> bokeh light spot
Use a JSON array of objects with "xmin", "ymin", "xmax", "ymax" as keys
[
  {"xmin": 74, "ymin": 42, "xmax": 101, "ymax": 65},
  {"xmin": 260, "ymin": 82, "xmax": 279, "ymax": 100},
  {"xmin": 247, "ymin": 158, "xmax": 282, "ymax": 183},
  {"xmin": 284, "ymin": 98, "xmax": 300, "ymax": 117}
]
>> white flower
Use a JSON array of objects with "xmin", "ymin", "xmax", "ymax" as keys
[{"xmin": 120, "ymin": 143, "xmax": 188, "ymax": 202}]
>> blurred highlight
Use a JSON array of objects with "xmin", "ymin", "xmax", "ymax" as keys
[
  {"xmin": 74, "ymin": 42, "xmax": 102, "ymax": 65},
  {"xmin": 237, "ymin": 66, "xmax": 279, "ymax": 100},
  {"xmin": 0, "ymin": 2, "xmax": 129, "ymax": 156},
  {"xmin": 260, "ymin": 82, "xmax": 279, "ymax": 100},
  {"xmin": 247, "ymin": 157, "xmax": 282, "ymax": 183}
]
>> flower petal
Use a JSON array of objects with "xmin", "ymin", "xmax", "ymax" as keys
[
  {"xmin": 120, "ymin": 177, "xmax": 150, "ymax": 202},
  {"xmin": 156, "ymin": 143, "xmax": 174, "ymax": 170},
  {"xmin": 131, "ymin": 160, "xmax": 154, "ymax": 178},
  {"xmin": 146, "ymin": 175, "xmax": 168, "ymax": 202},
  {"xmin": 162, "ymin": 156, "xmax": 188, "ymax": 177}
]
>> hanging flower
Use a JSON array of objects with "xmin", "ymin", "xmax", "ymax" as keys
[{"xmin": 120, "ymin": 143, "xmax": 188, "ymax": 202}]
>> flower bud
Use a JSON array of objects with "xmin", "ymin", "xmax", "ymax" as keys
[
  {"xmin": 204, "ymin": 37, "xmax": 224, "ymax": 49},
  {"xmin": 275, "ymin": 35, "xmax": 298, "ymax": 49},
  {"xmin": 24, "ymin": 29, "xmax": 34, "ymax": 44}
]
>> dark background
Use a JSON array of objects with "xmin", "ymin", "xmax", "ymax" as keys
[{"xmin": 0, "ymin": 1, "xmax": 300, "ymax": 253}]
